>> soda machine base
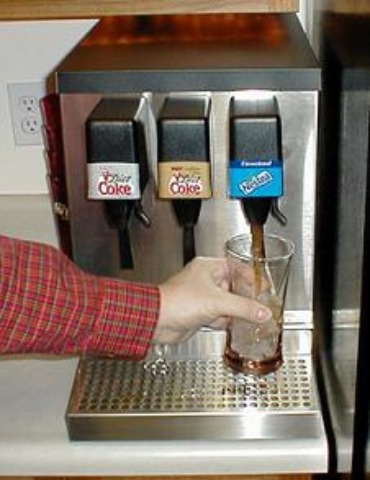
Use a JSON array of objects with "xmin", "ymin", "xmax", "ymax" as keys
[{"xmin": 66, "ymin": 329, "xmax": 324, "ymax": 442}]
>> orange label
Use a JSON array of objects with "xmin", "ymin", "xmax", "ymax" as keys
[{"xmin": 158, "ymin": 162, "xmax": 212, "ymax": 199}]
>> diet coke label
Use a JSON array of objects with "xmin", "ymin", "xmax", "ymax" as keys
[
  {"xmin": 158, "ymin": 161, "xmax": 212, "ymax": 199},
  {"xmin": 87, "ymin": 163, "xmax": 140, "ymax": 200},
  {"xmin": 169, "ymin": 171, "xmax": 203, "ymax": 196}
]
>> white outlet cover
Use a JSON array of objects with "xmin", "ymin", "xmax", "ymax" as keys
[{"xmin": 7, "ymin": 82, "xmax": 45, "ymax": 146}]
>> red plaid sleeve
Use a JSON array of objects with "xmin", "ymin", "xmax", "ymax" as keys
[{"xmin": 0, "ymin": 234, "xmax": 159, "ymax": 358}]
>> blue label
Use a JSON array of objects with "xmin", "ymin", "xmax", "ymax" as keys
[{"xmin": 229, "ymin": 158, "xmax": 283, "ymax": 198}]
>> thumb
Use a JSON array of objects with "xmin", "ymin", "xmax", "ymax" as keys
[{"xmin": 216, "ymin": 290, "xmax": 272, "ymax": 324}]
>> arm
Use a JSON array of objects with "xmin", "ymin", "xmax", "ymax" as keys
[
  {"xmin": 0, "ymin": 235, "xmax": 271, "ymax": 358},
  {"xmin": 0, "ymin": 235, "xmax": 159, "ymax": 358}
]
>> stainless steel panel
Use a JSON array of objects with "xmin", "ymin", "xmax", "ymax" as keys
[
  {"xmin": 320, "ymin": 324, "xmax": 359, "ymax": 472},
  {"xmin": 60, "ymin": 90, "xmax": 319, "ymax": 329},
  {"xmin": 66, "ymin": 330, "xmax": 323, "ymax": 441},
  {"xmin": 311, "ymin": 18, "xmax": 370, "ymax": 469},
  {"xmin": 316, "ymin": 90, "xmax": 370, "ymax": 473},
  {"xmin": 324, "ymin": 322, "xmax": 359, "ymax": 433},
  {"xmin": 333, "ymin": 91, "xmax": 370, "ymax": 310}
]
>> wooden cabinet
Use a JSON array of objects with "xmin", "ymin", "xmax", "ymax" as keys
[
  {"xmin": 0, "ymin": 0, "xmax": 298, "ymax": 20},
  {"xmin": 0, "ymin": 476, "xmax": 313, "ymax": 480},
  {"xmin": 328, "ymin": 0, "xmax": 370, "ymax": 13},
  {"xmin": 0, "ymin": 475, "xmax": 313, "ymax": 479}
]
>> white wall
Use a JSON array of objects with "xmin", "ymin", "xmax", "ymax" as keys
[{"xmin": 0, "ymin": 20, "xmax": 97, "ymax": 195}]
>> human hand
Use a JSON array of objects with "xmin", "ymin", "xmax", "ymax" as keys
[{"xmin": 153, "ymin": 257, "xmax": 272, "ymax": 345}]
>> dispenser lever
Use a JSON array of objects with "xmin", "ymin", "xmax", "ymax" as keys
[
  {"xmin": 271, "ymin": 199, "xmax": 287, "ymax": 226},
  {"xmin": 86, "ymin": 97, "xmax": 150, "ymax": 269},
  {"xmin": 157, "ymin": 96, "xmax": 212, "ymax": 265},
  {"xmin": 118, "ymin": 227, "xmax": 134, "ymax": 269},
  {"xmin": 134, "ymin": 203, "xmax": 151, "ymax": 228},
  {"xmin": 229, "ymin": 95, "xmax": 284, "ymax": 227},
  {"xmin": 183, "ymin": 225, "xmax": 196, "ymax": 265}
]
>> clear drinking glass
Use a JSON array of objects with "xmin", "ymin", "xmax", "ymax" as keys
[{"xmin": 224, "ymin": 233, "xmax": 295, "ymax": 376}]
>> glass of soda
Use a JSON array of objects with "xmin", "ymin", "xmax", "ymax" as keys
[{"xmin": 224, "ymin": 233, "xmax": 295, "ymax": 376}]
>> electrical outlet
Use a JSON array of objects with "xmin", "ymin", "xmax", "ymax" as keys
[
  {"xmin": 21, "ymin": 116, "xmax": 42, "ymax": 134},
  {"xmin": 7, "ymin": 82, "xmax": 45, "ymax": 146}
]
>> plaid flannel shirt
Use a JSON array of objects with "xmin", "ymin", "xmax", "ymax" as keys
[{"xmin": 0, "ymin": 234, "xmax": 159, "ymax": 358}]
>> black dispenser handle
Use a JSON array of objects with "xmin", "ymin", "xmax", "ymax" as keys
[
  {"xmin": 86, "ymin": 97, "xmax": 150, "ymax": 269},
  {"xmin": 157, "ymin": 96, "xmax": 212, "ymax": 266},
  {"xmin": 103, "ymin": 199, "xmax": 135, "ymax": 269},
  {"xmin": 118, "ymin": 227, "xmax": 134, "ymax": 269},
  {"xmin": 241, "ymin": 198, "xmax": 287, "ymax": 227},
  {"xmin": 172, "ymin": 198, "xmax": 202, "ymax": 264},
  {"xmin": 183, "ymin": 225, "xmax": 196, "ymax": 265},
  {"xmin": 229, "ymin": 95, "xmax": 284, "ymax": 227},
  {"xmin": 241, "ymin": 198, "xmax": 272, "ymax": 226}
]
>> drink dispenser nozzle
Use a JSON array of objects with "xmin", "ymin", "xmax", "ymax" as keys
[
  {"xmin": 86, "ymin": 97, "xmax": 150, "ymax": 269},
  {"xmin": 157, "ymin": 96, "xmax": 212, "ymax": 265},
  {"xmin": 229, "ymin": 95, "xmax": 285, "ymax": 227}
]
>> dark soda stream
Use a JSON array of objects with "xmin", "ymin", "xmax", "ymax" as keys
[
  {"xmin": 251, "ymin": 223, "xmax": 265, "ymax": 295},
  {"xmin": 224, "ymin": 199, "xmax": 283, "ymax": 375}
]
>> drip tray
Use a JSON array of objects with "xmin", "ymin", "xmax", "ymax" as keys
[{"xmin": 66, "ymin": 330, "xmax": 323, "ymax": 440}]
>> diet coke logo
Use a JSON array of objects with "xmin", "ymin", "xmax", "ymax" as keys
[
  {"xmin": 168, "ymin": 170, "xmax": 203, "ymax": 196},
  {"xmin": 98, "ymin": 170, "xmax": 133, "ymax": 196}
]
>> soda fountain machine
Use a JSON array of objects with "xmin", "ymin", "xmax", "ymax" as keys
[{"xmin": 42, "ymin": 12, "xmax": 327, "ymax": 476}]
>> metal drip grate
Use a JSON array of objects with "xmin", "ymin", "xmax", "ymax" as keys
[
  {"xmin": 66, "ymin": 331, "xmax": 322, "ymax": 441},
  {"xmin": 73, "ymin": 357, "xmax": 314, "ymax": 413}
]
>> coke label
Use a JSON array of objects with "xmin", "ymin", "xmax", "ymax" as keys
[
  {"xmin": 158, "ymin": 161, "xmax": 212, "ymax": 199},
  {"xmin": 87, "ymin": 163, "xmax": 140, "ymax": 200}
]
